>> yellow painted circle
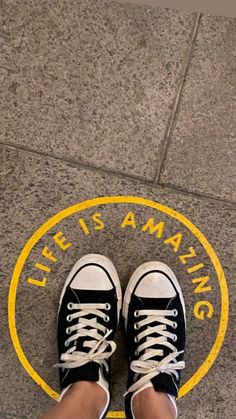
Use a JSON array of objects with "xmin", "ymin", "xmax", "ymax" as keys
[{"xmin": 8, "ymin": 196, "xmax": 228, "ymax": 404}]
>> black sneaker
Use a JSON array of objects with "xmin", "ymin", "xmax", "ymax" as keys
[
  {"xmin": 123, "ymin": 261, "xmax": 186, "ymax": 419},
  {"xmin": 55, "ymin": 254, "xmax": 122, "ymax": 418}
]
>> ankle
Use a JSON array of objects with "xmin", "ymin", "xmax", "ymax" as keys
[
  {"xmin": 132, "ymin": 388, "xmax": 176, "ymax": 419},
  {"xmin": 69, "ymin": 381, "xmax": 108, "ymax": 416}
]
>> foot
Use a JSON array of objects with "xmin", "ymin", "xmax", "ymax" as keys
[
  {"xmin": 55, "ymin": 254, "xmax": 122, "ymax": 419},
  {"xmin": 123, "ymin": 261, "xmax": 186, "ymax": 419}
]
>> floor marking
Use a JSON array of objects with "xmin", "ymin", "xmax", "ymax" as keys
[
  {"xmin": 107, "ymin": 412, "xmax": 126, "ymax": 418},
  {"xmin": 8, "ymin": 196, "xmax": 229, "ymax": 412}
]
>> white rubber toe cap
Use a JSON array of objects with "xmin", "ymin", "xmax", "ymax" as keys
[
  {"xmin": 135, "ymin": 272, "xmax": 177, "ymax": 298},
  {"xmin": 70, "ymin": 264, "xmax": 113, "ymax": 290}
]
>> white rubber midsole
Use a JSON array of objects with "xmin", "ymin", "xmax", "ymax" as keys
[{"xmin": 122, "ymin": 261, "xmax": 186, "ymax": 330}]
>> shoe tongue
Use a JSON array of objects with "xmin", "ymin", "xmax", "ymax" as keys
[
  {"xmin": 62, "ymin": 362, "xmax": 100, "ymax": 389},
  {"xmin": 136, "ymin": 295, "xmax": 173, "ymax": 310},
  {"xmin": 66, "ymin": 288, "xmax": 114, "ymax": 353},
  {"xmin": 151, "ymin": 373, "xmax": 178, "ymax": 398},
  {"xmin": 70, "ymin": 288, "xmax": 112, "ymax": 304},
  {"xmin": 130, "ymin": 296, "xmax": 178, "ymax": 398},
  {"xmin": 134, "ymin": 295, "xmax": 177, "ymax": 396}
]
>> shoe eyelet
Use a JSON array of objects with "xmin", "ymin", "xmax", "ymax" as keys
[
  {"xmin": 173, "ymin": 309, "xmax": 178, "ymax": 317},
  {"xmin": 134, "ymin": 336, "xmax": 139, "ymax": 343},
  {"xmin": 172, "ymin": 322, "xmax": 178, "ymax": 329},
  {"xmin": 173, "ymin": 334, "xmax": 177, "ymax": 342},
  {"xmin": 105, "ymin": 303, "xmax": 111, "ymax": 310},
  {"xmin": 67, "ymin": 302, "xmax": 73, "ymax": 310},
  {"xmin": 134, "ymin": 323, "xmax": 140, "ymax": 330},
  {"xmin": 134, "ymin": 310, "xmax": 139, "ymax": 317},
  {"xmin": 66, "ymin": 315, "xmax": 72, "ymax": 322},
  {"xmin": 135, "ymin": 350, "xmax": 139, "ymax": 356},
  {"xmin": 104, "ymin": 315, "xmax": 110, "ymax": 322},
  {"xmin": 66, "ymin": 327, "xmax": 71, "ymax": 334},
  {"xmin": 65, "ymin": 340, "xmax": 69, "ymax": 347}
]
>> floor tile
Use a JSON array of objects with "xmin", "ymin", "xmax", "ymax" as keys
[
  {"xmin": 0, "ymin": 0, "xmax": 195, "ymax": 180},
  {"xmin": 160, "ymin": 15, "xmax": 236, "ymax": 202}
]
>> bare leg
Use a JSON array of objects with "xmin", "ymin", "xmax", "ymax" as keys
[
  {"xmin": 40, "ymin": 381, "xmax": 107, "ymax": 419},
  {"xmin": 132, "ymin": 388, "xmax": 176, "ymax": 419}
]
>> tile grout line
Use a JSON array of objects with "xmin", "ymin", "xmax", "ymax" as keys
[
  {"xmin": 0, "ymin": 141, "xmax": 155, "ymax": 185},
  {"xmin": 158, "ymin": 180, "xmax": 236, "ymax": 208},
  {"xmin": 154, "ymin": 12, "xmax": 202, "ymax": 184},
  {"xmin": 1, "ymin": 141, "xmax": 236, "ymax": 207}
]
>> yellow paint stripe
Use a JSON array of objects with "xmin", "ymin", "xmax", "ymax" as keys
[
  {"xmin": 8, "ymin": 196, "xmax": 229, "ymax": 404},
  {"xmin": 106, "ymin": 412, "xmax": 126, "ymax": 418}
]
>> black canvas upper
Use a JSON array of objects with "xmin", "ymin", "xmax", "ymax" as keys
[
  {"xmin": 124, "ymin": 270, "xmax": 186, "ymax": 419},
  {"xmin": 57, "ymin": 264, "xmax": 119, "ymax": 391}
]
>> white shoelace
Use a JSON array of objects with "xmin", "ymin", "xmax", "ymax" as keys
[
  {"xmin": 126, "ymin": 309, "xmax": 185, "ymax": 395},
  {"xmin": 55, "ymin": 303, "xmax": 116, "ymax": 372}
]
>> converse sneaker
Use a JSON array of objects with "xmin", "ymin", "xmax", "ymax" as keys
[
  {"xmin": 55, "ymin": 254, "xmax": 122, "ymax": 419},
  {"xmin": 123, "ymin": 261, "xmax": 186, "ymax": 419}
]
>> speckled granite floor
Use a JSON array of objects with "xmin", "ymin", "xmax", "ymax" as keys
[{"xmin": 0, "ymin": 1, "xmax": 235, "ymax": 418}]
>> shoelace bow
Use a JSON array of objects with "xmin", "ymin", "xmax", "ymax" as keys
[
  {"xmin": 55, "ymin": 303, "xmax": 116, "ymax": 372},
  {"xmin": 126, "ymin": 309, "xmax": 185, "ymax": 395}
]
